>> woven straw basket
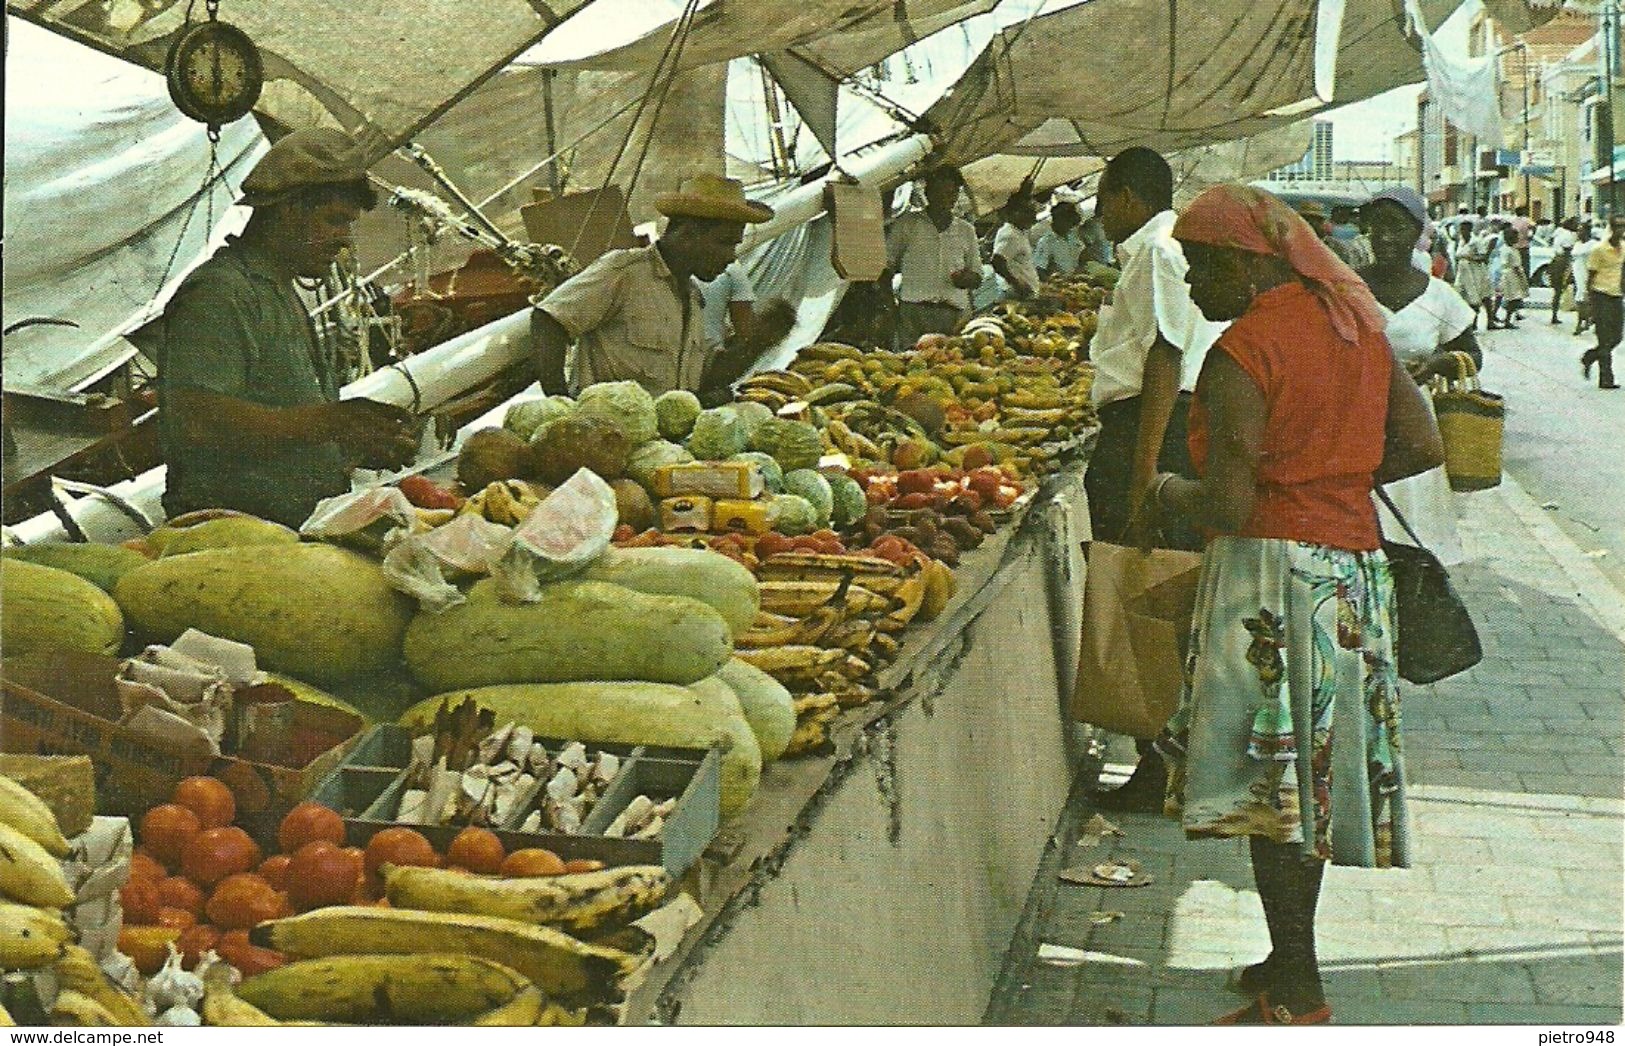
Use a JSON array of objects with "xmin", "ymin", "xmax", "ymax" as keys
[{"xmin": 1433, "ymin": 351, "xmax": 1503, "ymax": 492}]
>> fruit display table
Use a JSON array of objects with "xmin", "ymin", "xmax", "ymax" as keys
[{"xmin": 621, "ymin": 459, "xmax": 1092, "ymax": 1024}]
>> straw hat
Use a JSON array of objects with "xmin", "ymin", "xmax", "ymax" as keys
[
  {"xmin": 241, "ymin": 127, "xmax": 368, "ymax": 208},
  {"xmin": 655, "ymin": 174, "xmax": 774, "ymax": 224}
]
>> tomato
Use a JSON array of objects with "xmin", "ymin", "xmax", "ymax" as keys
[
  {"xmin": 363, "ymin": 827, "xmax": 439, "ymax": 882},
  {"xmin": 500, "ymin": 848, "xmax": 566, "ymax": 877},
  {"xmin": 205, "ymin": 873, "xmax": 285, "ymax": 930},
  {"xmin": 278, "ymin": 802, "xmax": 346, "ymax": 854},
  {"xmin": 257, "ymin": 854, "xmax": 292, "ymax": 892},
  {"xmin": 171, "ymin": 776, "xmax": 236, "ymax": 829},
  {"xmin": 446, "ymin": 827, "xmax": 506, "ymax": 875},
  {"xmin": 140, "ymin": 804, "xmax": 202, "ymax": 868},
  {"xmin": 181, "ymin": 826, "xmax": 262, "ymax": 888},
  {"xmin": 176, "ymin": 923, "xmax": 221, "ymax": 970},
  {"xmin": 156, "ymin": 906, "xmax": 196, "ymax": 931},
  {"xmin": 215, "ymin": 929, "xmax": 286, "ymax": 977},
  {"xmin": 285, "ymin": 841, "xmax": 361, "ymax": 911},
  {"xmin": 129, "ymin": 849, "xmax": 169, "ymax": 883},
  {"xmin": 120, "ymin": 877, "xmax": 162, "ymax": 925},
  {"xmin": 158, "ymin": 875, "xmax": 206, "ymax": 917}
]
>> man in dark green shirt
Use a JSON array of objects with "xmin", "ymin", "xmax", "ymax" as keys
[{"xmin": 132, "ymin": 128, "xmax": 417, "ymax": 527}]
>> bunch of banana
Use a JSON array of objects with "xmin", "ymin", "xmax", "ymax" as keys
[
  {"xmin": 797, "ymin": 342, "xmax": 865, "ymax": 363},
  {"xmin": 233, "ymin": 954, "xmax": 541, "ymax": 1025},
  {"xmin": 0, "ymin": 778, "xmax": 70, "ymax": 859},
  {"xmin": 737, "ymin": 371, "xmax": 813, "ymax": 412},
  {"xmin": 883, "ymin": 571, "xmax": 927, "ymax": 628},
  {"xmin": 782, "ymin": 694, "xmax": 841, "ymax": 757},
  {"xmin": 734, "ymin": 646, "xmax": 848, "ymax": 690},
  {"xmin": 0, "ymin": 902, "xmax": 70, "ymax": 970},
  {"xmin": 757, "ymin": 580, "xmax": 890, "ymax": 618},
  {"xmin": 736, "ymin": 602, "xmax": 844, "ymax": 649},
  {"xmin": 52, "ymin": 946, "xmax": 150, "ymax": 1026},
  {"xmin": 251, "ymin": 906, "xmax": 637, "ymax": 1006},
  {"xmin": 380, "ymin": 864, "xmax": 669, "ymax": 936},
  {"xmin": 824, "ymin": 417, "xmax": 884, "ymax": 461},
  {"xmin": 459, "ymin": 480, "xmax": 546, "ymax": 527},
  {"xmin": 201, "ymin": 964, "xmax": 282, "ymax": 1027},
  {"xmin": 50, "ymin": 990, "xmax": 124, "ymax": 1027},
  {"xmin": 0, "ymin": 824, "xmax": 74, "ymax": 911}
]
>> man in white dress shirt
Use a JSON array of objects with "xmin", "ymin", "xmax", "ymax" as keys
[
  {"xmin": 1033, "ymin": 201, "xmax": 1087, "ymax": 278},
  {"xmin": 991, "ymin": 192, "xmax": 1041, "ymax": 300},
  {"xmin": 884, "ymin": 165, "xmax": 983, "ymax": 349},
  {"xmin": 1083, "ymin": 146, "xmax": 1226, "ymax": 810}
]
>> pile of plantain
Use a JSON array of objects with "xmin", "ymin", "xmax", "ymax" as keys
[{"xmin": 205, "ymin": 864, "xmax": 672, "ymax": 1026}]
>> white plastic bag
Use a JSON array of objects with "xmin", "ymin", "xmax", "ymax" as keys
[
  {"xmin": 492, "ymin": 469, "xmax": 618, "ymax": 604},
  {"xmin": 299, "ymin": 487, "xmax": 416, "ymax": 538}
]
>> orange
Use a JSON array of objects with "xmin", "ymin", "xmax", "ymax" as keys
[
  {"xmin": 119, "ymin": 877, "xmax": 162, "ymax": 925},
  {"xmin": 181, "ymin": 826, "xmax": 261, "ymax": 888},
  {"xmin": 446, "ymin": 827, "xmax": 506, "ymax": 875},
  {"xmin": 285, "ymin": 841, "xmax": 361, "ymax": 911},
  {"xmin": 363, "ymin": 827, "xmax": 439, "ymax": 881},
  {"xmin": 278, "ymin": 802, "xmax": 345, "ymax": 854},
  {"xmin": 129, "ymin": 849, "xmax": 169, "ymax": 883},
  {"xmin": 257, "ymin": 853, "xmax": 292, "ymax": 892},
  {"xmin": 156, "ymin": 906, "xmax": 197, "ymax": 931},
  {"xmin": 204, "ymin": 873, "xmax": 284, "ymax": 930},
  {"xmin": 139, "ymin": 804, "xmax": 202, "ymax": 868},
  {"xmin": 157, "ymin": 875, "xmax": 206, "ymax": 917},
  {"xmin": 172, "ymin": 776, "xmax": 236, "ymax": 829},
  {"xmin": 500, "ymin": 848, "xmax": 566, "ymax": 877}
]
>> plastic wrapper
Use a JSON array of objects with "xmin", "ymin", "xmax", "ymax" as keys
[
  {"xmin": 381, "ymin": 513, "xmax": 513, "ymax": 612},
  {"xmin": 299, "ymin": 486, "xmax": 416, "ymax": 539},
  {"xmin": 492, "ymin": 468, "xmax": 617, "ymax": 604}
]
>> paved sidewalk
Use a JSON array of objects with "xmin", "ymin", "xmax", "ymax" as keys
[{"xmin": 989, "ymin": 474, "xmax": 1625, "ymax": 1026}]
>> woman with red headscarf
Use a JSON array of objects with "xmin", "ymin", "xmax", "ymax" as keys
[{"xmin": 1139, "ymin": 185, "xmax": 1444, "ymax": 1024}]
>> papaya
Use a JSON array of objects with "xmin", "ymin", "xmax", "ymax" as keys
[
  {"xmin": 581, "ymin": 546, "xmax": 759, "ymax": 639},
  {"xmin": 402, "ymin": 579, "xmax": 732, "ymax": 692},
  {"xmin": 1, "ymin": 559, "xmax": 125, "ymax": 657},
  {"xmin": 113, "ymin": 544, "xmax": 413, "ymax": 684},
  {"xmin": 400, "ymin": 680, "xmax": 761, "ymax": 817},
  {"xmin": 151, "ymin": 516, "xmax": 299, "ymax": 557},
  {"xmin": 714, "ymin": 660, "xmax": 795, "ymax": 763},
  {"xmin": 2, "ymin": 542, "xmax": 151, "ymax": 593}
]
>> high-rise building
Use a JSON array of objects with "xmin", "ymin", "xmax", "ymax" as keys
[{"xmin": 1311, "ymin": 119, "xmax": 1335, "ymax": 180}]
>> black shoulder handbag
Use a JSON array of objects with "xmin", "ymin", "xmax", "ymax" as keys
[{"xmin": 1376, "ymin": 487, "xmax": 1482, "ymax": 684}]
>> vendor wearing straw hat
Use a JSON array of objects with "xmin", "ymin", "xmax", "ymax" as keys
[
  {"xmin": 130, "ymin": 126, "xmax": 420, "ymax": 528},
  {"xmin": 534, "ymin": 173, "xmax": 775, "ymax": 400}
]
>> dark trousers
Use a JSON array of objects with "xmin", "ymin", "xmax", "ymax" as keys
[
  {"xmin": 1084, "ymin": 393, "xmax": 1203, "ymax": 552},
  {"xmin": 1587, "ymin": 291, "xmax": 1621, "ymax": 387}
]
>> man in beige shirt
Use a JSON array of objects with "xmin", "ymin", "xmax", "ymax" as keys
[
  {"xmin": 534, "ymin": 174, "xmax": 774, "ymax": 398},
  {"xmin": 1583, "ymin": 214, "xmax": 1625, "ymax": 389}
]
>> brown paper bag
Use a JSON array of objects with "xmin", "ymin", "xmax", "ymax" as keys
[{"xmin": 1072, "ymin": 542, "xmax": 1203, "ymax": 738}]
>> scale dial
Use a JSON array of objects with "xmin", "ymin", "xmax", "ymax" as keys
[{"xmin": 166, "ymin": 20, "xmax": 264, "ymax": 127}]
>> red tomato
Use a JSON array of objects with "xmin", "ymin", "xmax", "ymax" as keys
[{"xmin": 171, "ymin": 777, "xmax": 236, "ymax": 829}]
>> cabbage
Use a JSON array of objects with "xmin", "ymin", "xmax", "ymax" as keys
[
  {"xmin": 687, "ymin": 406, "xmax": 749, "ymax": 460},
  {"xmin": 770, "ymin": 494, "xmax": 817, "ymax": 536},
  {"xmin": 782, "ymin": 470, "xmax": 833, "ymax": 527},
  {"xmin": 733, "ymin": 401, "xmax": 774, "ymax": 443},
  {"xmin": 505, "ymin": 396, "xmax": 575, "ymax": 442},
  {"xmin": 576, "ymin": 381, "xmax": 658, "ymax": 445},
  {"xmin": 729, "ymin": 452, "xmax": 783, "ymax": 493},
  {"xmin": 655, "ymin": 390, "xmax": 703, "ymax": 441},
  {"xmin": 749, "ymin": 418, "xmax": 824, "ymax": 472},
  {"xmin": 626, "ymin": 439, "xmax": 695, "ymax": 489},
  {"xmin": 826, "ymin": 473, "xmax": 868, "ymax": 527}
]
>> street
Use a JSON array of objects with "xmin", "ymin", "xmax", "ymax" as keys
[{"xmin": 992, "ymin": 288, "xmax": 1625, "ymax": 1026}]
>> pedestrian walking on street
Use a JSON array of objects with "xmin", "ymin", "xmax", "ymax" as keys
[
  {"xmin": 1141, "ymin": 183, "xmax": 1445, "ymax": 1026},
  {"xmin": 1583, "ymin": 215, "xmax": 1625, "ymax": 390},
  {"xmin": 1550, "ymin": 217, "xmax": 1579, "ymax": 325},
  {"xmin": 1452, "ymin": 220, "xmax": 1494, "ymax": 329},
  {"xmin": 1490, "ymin": 226, "xmax": 1529, "ymax": 330},
  {"xmin": 1357, "ymin": 186, "xmax": 1472, "ymax": 567}
]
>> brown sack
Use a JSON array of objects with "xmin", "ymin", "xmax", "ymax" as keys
[{"xmin": 1071, "ymin": 542, "xmax": 1202, "ymax": 739}]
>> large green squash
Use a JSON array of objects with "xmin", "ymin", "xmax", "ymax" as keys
[
  {"xmin": 581, "ymin": 546, "xmax": 759, "ymax": 639},
  {"xmin": 1, "ymin": 559, "xmax": 125, "ymax": 657},
  {"xmin": 152, "ymin": 516, "xmax": 300, "ymax": 557},
  {"xmin": 113, "ymin": 544, "xmax": 413, "ymax": 684},
  {"xmin": 399, "ymin": 679, "xmax": 761, "ymax": 817},
  {"xmin": 2, "ymin": 542, "xmax": 151, "ymax": 593},
  {"xmin": 715, "ymin": 659, "xmax": 795, "ymax": 763},
  {"xmin": 402, "ymin": 579, "xmax": 732, "ymax": 692}
]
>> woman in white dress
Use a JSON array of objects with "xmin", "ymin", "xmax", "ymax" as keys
[
  {"xmin": 1452, "ymin": 219, "xmax": 1495, "ymax": 330},
  {"xmin": 1359, "ymin": 187, "xmax": 1475, "ymax": 566}
]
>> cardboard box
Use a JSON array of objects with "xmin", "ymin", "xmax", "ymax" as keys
[{"xmin": 2, "ymin": 651, "xmax": 364, "ymax": 835}]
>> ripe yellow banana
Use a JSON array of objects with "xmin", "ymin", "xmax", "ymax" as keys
[
  {"xmin": 0, "ymin": 999, "xmax": 14, "ymax": 1026},
  {"xmin": 821, "ymin": 618, "xmax": 877, "ymax": 653},
  {"xmin": 382, "ymin": 864, "xmax": 670, "ymax": 935},
  {"xmin": 252, "ymin": 906, "xmax": 634, "ymax": 1004},
  {"xmin": 758, "ymin": 581, "xmax": 889, "ymax": 617},
  {"xmin": 884, "ymin": 571, "xmax": 927, "ymax": 627},
  {"xmin": 0, "ymin": 902, "xmax": 70, "ymax": 969},
  {"xmin": 0, "ymin": 776, "xmax": 70, "ymax": 857},
  {"xmin": 471, "ymin": 985, "xmax": 546, "ymax": 1026},
  {"xmin": 734, "ymin": 646, "xmax": 847, "ymax": 689},
  {"xmin": 201, "ymin": 964, "xmax": 282, "ymax": 1027},
  {"xmin": 736, "ymin": 604, "xmax": 843, "ymax": 649},
  {"xmin": 236, "ymin": 953, "xmax": 532, "ymax": 1025},
  {"xmin": 53, "ymin": 946, "xmax": 152, "ymax": 1027},
  {"xmin": 0, "ymin": 821, "xmax": 74, "ymax": 908},
  {"xmin": 50, "ymin": 990, "xmax": 121, "ymax": 1027}
]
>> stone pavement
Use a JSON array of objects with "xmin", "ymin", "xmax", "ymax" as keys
[{"xmin": 987, "ymin": 472, "xmax": 1625, "ymax": 1026}]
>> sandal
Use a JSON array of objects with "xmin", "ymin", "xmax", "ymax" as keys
[{"xmin": 1214, "ymin": 993, "xmax": 1332, "ymax": 1026}]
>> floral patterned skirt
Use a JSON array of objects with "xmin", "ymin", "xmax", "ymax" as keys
[{"xmin": 1154, "ymin": 537, "xmax": 1412, "ymax": 868}]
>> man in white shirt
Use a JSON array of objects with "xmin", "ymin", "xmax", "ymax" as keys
[
  {"xmin": 701, "ymin": 260, "xmax": 756, "ymax": 351},
  {"xmin": 991, "ymin": 192, "xmax": 1041, "ymax": 300},
  {"xmin": 1549, "ymin": 217, "xmax": 1579, "ymax": 325},
  {"xmin": 1573, "ymin": 222, "xmax": 1598, "ymax": 335},
  {"xmin": 884, "ymin": 165, "xmax": 983, "ymax": 350},
  {"xmin": 1083, "ymin": 146, "xmax": 1225, "ymax": 811},
  {"xmin": 1033, "ymin": 201, "xmax": 1087, "ymax": 278}
]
